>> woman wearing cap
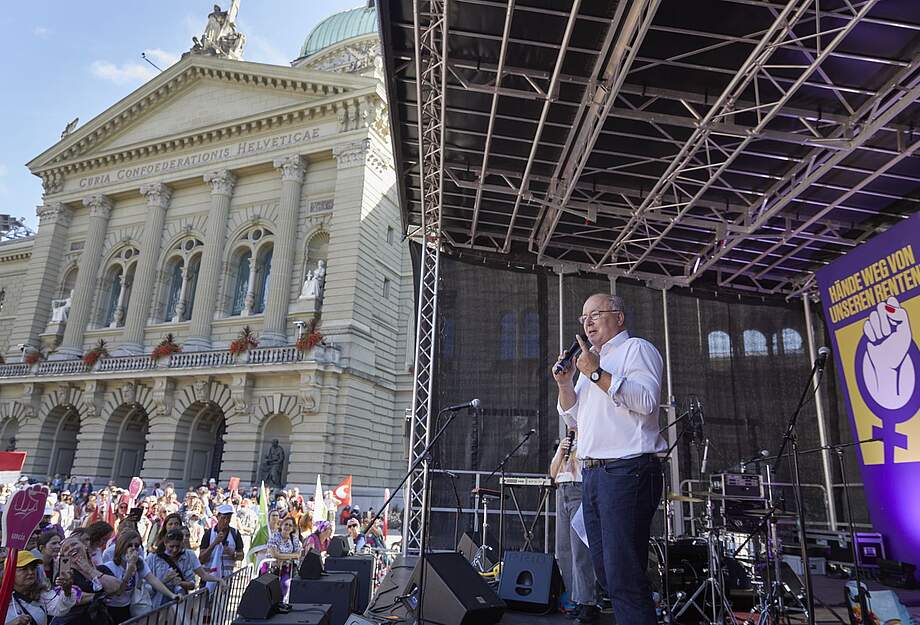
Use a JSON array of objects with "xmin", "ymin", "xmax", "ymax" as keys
[
  {"xmin": 5, "ymin": 551, "xmax": 77, "ymax": 625},
  {"xmin": 303, "ymin": 520, "xmax": 333, "ymax": 556},
  {"xmin": 266, "ymin": 517, "xmax": 302, "ymax": 599},
  {"xmin": 146, "ymin": 529, "xmax": 225, "ymax": 608},
  {"xmin": 99, "ymin": 530, "xmax": 177, "ymax": 624}
]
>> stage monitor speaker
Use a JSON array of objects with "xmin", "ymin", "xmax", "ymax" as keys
[
  {"xmin": 457, "ymin": 532, "xmax": 492, "ymax": 570},
  {"xmin": 232, "ymin": 603, "xmax": 331, "ymax": 625},
  {"xmin": 290, "ymin": 572, "xmax": 357, "ymax": 625},
  {"xmin": 324, "ymin": 555, "xmax": 375, "ymax": 613},
  {"xmin": 879, "ymin": 558, "xmax": 918, "ymax": 589},
  {"xmin": 343, "ymin": 616, "xmax": 375, "ymax": 625},
  {"xmin": 365, "ymin": 555, "xmax": 417, "ymax": 618},
  {"xmin": 327, "ymin": 536, "xmax": 349, "ymax": 558},
  {"xmin": 237, "ymin": 573, "xmax": 282, "ymax": 620},
  {"xmin": 498, "ymin": 550, "xmax": 561, "ymax": 611},
  {"xmin": 300, "ymin": 550, "xmax": 324, "ymax": 579},
  {"xmin": 403, "ymin": 552, "xmax": 505, "ymax": 625}
]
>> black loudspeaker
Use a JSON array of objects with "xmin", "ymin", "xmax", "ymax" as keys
[
  {"xmin": 365, "ymin": 555, "xmax": 418, "ymax": 618},
  {"xmin": 299, "ymin": 550, "xmax": 324, "ymax": 579},
  {"xmin": 290, "ymin": 572, "xmax": 358, "ymax": 625},
  {"xmin": 232, "ymin": 603, "xmax": 331, "ymax": 625},
  {"xmin": 343, "ymin": 616, "xmax": 375, "ymax": 625},
  {"xmin": 879, "ymin": 558, "xmax": 918, "ymax": 588},
  {"xmin": 237, "ymin": 573, "xmax": 282, "ymax": 620},
  {"xmin": 324, "ymin": 555, "xmax": 375, "ymax": 612},
  {"xmin": 457, "ymin": 532, "xmax": 493, "ymax": 570},
  {"xmin": 498, "ymin": 550, "xmax": 561, "ymax": 611},
  {"xmin": 404, "ymin": 552, "xmax": 505, "ymax": 625},
  {"xmin": 327, "ymin": 536, "xmax": 349, "ymax": 558}
]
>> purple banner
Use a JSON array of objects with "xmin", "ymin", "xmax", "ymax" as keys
[{"xmin": 816, "ymin": 212, "xmax": 920, "ymax": 571}]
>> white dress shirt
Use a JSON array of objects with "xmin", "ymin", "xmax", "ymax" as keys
[{"xmin": 558, "ymin": 330, "xmax": 666, "ymax": 460}]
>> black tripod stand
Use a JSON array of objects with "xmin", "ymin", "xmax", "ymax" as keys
[{"xmin": 484, "ymin": 428, "xmax": 536, "ymax": 566}]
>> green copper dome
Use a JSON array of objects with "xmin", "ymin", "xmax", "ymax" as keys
[{"xmin": 300, "ymin": 4, "xmax": 378, "ymax": 59}]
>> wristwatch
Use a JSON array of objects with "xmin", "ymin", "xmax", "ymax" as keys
[{"xmin": 590, "ymin": 366, "xmax": 606, "ymax": 383}]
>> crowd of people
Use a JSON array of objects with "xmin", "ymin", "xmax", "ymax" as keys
[{"xmin": 1, "ymin": 475, "xmax": 398, "ymax": 625}]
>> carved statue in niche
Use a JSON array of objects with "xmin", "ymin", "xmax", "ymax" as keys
[
  {"xmin": 261, "ymin": 439, "xmax": 286, "ymax": 488},
  {"xmin": 300, "ymin": 259, "xmax": 326, "ymax": 299},
  {"xmin": 50, "ymin": 290, "xmax": 74, "ymax": 324},
  {"xmin": 5, "ymin": 437, "xmax": 15, "ymax": 452}
]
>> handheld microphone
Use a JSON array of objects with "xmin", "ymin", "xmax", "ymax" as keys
[
  {"xmin": 443, "ymin": 398, "xmax": 481, "ymax": 412},
  {"xmin": 553, "ymin": 335, "xmax": 587, "ymax": 374},
  {"xmin": 815, "ymin": 346, "xmax": 830, "ymax": 371},
  {"xmin": 563, "ymin": 430, "xmax": 576, "ymax": 462}
]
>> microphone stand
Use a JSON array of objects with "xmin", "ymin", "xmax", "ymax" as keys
[
  {"xmin": 771, "ymin": 356, "xmax": 826, "ymax": 625},
  {"xmin": 485, "ymin": 429, "xmax": 535, "ymax": 573},
  {"xmin": 445, "ymin": 472, "xmax": 463, "ymax": 550},
  {"xmin": 360, "ymin": 404, "xmax": 465, "ymax": 625}
]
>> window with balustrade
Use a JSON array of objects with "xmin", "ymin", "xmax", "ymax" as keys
[
  {"xmin": 161, "ymin": 238, "xmax": 203, "ymax": 323},
  {"xmin": 228, "ymin": 226, "xmax": 274, "ymax": 316},
  {"xmin": 98, "ymin": 246, "xmax": 139, "ymax": 328}
]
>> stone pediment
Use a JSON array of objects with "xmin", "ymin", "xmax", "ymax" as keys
[{"xmin": 28, "ymin": 55, "xmax": 376, "ymax": 176}]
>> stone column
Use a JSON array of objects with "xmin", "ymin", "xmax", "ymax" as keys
[
  {"xmin": 5, "ymin": 203, "xmax": 72, "ymax": 360},
  {"xmin": 119, "ymin": 183, "xmax": 172, "ymax": 354},
  {"xmin": 186, "ymin": 170, "xmax": 236, "ymax": 351},
  {"xmin": 261, "ymin": 156, "xmax": 306, "ymax": 345},
  {"xmin": 56, "ymin": 195, "xmax": 113, "ymax": 359}
]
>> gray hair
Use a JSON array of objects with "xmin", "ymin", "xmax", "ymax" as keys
[{"xmin": 587, "ymin": 292, "xmax": 626, "ymax": 317}]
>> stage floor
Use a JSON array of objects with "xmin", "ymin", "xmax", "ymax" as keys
[{"xmin": 484, "ymin": 575, "xmax": 920, "ymax": 624}]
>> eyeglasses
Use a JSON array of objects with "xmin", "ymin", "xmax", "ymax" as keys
[{"xmin": 577, "ymin": 310, "xmax": 621, "ymax": 325}]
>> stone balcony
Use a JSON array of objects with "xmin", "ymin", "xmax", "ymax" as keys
[{"xmin": 0, "ymin": 344, "xmax": 341, "ymax": 380}]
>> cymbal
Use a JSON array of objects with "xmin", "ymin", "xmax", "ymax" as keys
[{"xmin": 667, "ymin": 493, "xmax": 704, "ymax": 503}]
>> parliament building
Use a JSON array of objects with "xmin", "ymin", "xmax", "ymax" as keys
[{"xmin": 0, "ymin": 4, "xmax": 414, "ymax": 502}]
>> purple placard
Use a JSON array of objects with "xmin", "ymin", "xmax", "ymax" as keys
[{"xmin": 815, "ymin": 211, "xmax": 920, "ymax": 572}]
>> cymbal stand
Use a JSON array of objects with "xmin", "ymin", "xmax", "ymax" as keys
[
  {"xmin": 671, "ymin": 498, "xmax": 739, "ymax": 625},
  {"xmin": 471, "ymin": 495, "xmax": 494, "ymax": 573}
]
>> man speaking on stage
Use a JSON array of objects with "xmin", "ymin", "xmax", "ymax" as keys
[{"xmin": 553, "ymin": 293, "xmax": 665, "ymax": 625}]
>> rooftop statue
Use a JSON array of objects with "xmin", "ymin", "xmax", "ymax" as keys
[{"xmin": 187, "ymin": 0, "xmax": 246, "ymax": 61}]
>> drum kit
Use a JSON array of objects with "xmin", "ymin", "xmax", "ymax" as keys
[{"xmin": 650, "ymin": 468, "xmax": 810, "ymax": 625}]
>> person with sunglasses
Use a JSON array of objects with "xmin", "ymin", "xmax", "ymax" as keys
[
  {"xmin": 145, "ymin": 529, "xmax": 225, "ymax": 608},
  {"xmin": 4, "ymin": 551, "xmax": 77, "ymax": 625},
  {"xmin": 554, "ymin": 293, "xmax": 665, "ymax": 625},
  {"xmin": 98, "ymin": 529, "xmax": 177, "ymax": 624}
]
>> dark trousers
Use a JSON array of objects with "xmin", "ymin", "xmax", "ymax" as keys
[{"xmin": 582, "ymin": 454, "xmax": 662, "ymax": 625}]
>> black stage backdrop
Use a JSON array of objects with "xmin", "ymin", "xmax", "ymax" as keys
[{"xmin": 415, "ymin": 248, "xmax": 864, "ymax": 552}]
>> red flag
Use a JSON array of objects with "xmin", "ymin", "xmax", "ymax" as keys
[{"xmin": 332, "ymin": 476, "xmax": 352, "ymax": 508}]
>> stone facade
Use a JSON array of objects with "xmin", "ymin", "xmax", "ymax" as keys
[{"xmin": 0, "ymin": 38, "xmax": 413, "ymax": 505}]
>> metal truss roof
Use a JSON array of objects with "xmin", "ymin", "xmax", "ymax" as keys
[{"xmin": 380, "ymin": 0, "xmax": 920, "ymax": 297}]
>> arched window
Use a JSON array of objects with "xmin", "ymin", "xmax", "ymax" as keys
[
  {"xmin": 522, "ymin": 311, "xmax": 540, "ymax": 359},
  {"xmin": 231, "ymin": 250, "xmax": 252, "ymax": 316},
  {"xmin": 161, "ymin": 238, "xmax": 203, "ymax": 322},
  {"xmin": 743, "ymin": 329, "xmax": 768, "ymax": 356},
  {"xmin": 781, "ymin": 328, "xmax": 803, "ymax": 354},
  {"xmin": 253, "ymin": 245, "xmax": 273, "ymax": 314},
  {"xmin": 707, "ymin": 331, "xmax": 731, "ymax": 359},
  {"xmin": 500, "ymin": 312, "xmax": 516, "ymax": 360},
  {"xmin": 228, "ymin": 226, "xmax": 274, "ymax": 316},
  {"xmin": 99, "ymin": 246, "xmax": 138, "ymax": 328}
]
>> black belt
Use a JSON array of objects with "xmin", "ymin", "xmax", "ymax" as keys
[{"xmin": 582, "ymin": 453, "xmax": 656, "ymax": 469}]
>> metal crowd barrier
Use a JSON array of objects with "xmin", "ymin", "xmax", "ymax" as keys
[{"xmin": 122, "ymin": 564, "xmax": 253, "ymax": 625}]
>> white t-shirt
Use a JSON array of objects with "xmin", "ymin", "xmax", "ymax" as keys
[{"xmin": 100, "ymin": 558, "xmax": 147, "ymax": 608}]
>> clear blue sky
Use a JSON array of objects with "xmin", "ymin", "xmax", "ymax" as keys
[{"xmin": 0, "ymin": 1, "xmax": 364, "ymax": 230}]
